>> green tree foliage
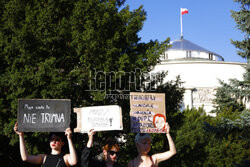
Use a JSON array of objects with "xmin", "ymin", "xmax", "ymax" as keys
[
  {"xmin": 213, "ymin": 77, "xmax": 249, "ymax": 113},
  {"xmin": 214, "ymin": 0, "xmax": 250, "ymax": 113},
  {"xmin": 0, "ymin": 0, "xmax": 184, "ymax": 166},
  {"xmin": 172, "ymin": 108, "xmax": 210, "ymax": 167},
  {"xmin": 204, "ymin": 109, "xmax": 250, "ymax": 167},
  {"xmin": 200, "ymin": 1, "xmax": 250, "ymax": 166},
  {"xmin": 171, "ymin": 107, "xmax": 250, "ymax": 167},
  {"xmin": 231, "ymin": 0, "xmax": 250, "ymax": 59}
]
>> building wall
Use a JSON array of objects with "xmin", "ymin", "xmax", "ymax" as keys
[{"xmin": 151, "ymin": 60, "xmax": 246, "ymax": 113}]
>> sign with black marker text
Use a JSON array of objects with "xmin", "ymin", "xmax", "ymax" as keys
[
  {"xmin": 74, "ymin": 105, "xmax": 123, "ymax": 133},
  {"xmin": 130, "ymin": 92, "xmax": 166, "ymax": 133}
]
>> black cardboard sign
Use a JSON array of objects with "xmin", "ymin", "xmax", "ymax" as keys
[{"xmin": 18, "ymin": 99, "xmax": 71, "ymax": 132}]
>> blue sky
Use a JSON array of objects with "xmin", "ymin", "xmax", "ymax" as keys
[{"xmin": 123, "ymin": 0, "xmax": 247, "ymax": 63}]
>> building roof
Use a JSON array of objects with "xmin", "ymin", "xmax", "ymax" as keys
[{"xmin": 168, "ymin": 38, "xmax": 224, "ymax": 60}]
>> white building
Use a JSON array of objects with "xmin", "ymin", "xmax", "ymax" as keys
[{"xmin": 151, "ymin": 38, "xmax": 246, "ymax": 114}]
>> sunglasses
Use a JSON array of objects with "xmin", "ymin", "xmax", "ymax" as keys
[
  {"xmin": 50, "ymin": 136, "xmax": 62, "ymax": 142},
  {"xmin": 108, "ymin": 150, "xmax": 119, "ymax": 156}
]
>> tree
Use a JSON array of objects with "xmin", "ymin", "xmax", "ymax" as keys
[
  {"xmin": 169, "ymin": 107, "xmax": 250, "ymax": 167},
  {"xmin": 213, "ymin": 77, "xmax": 248, "ymax": 113},
  {"xmin": 204, "ymin": 1, "xmax": 250, "ymax": 165},
  {"xmin": 0, "ymin": 0, "xmax": 184, "ymax": 166},
  {"xmin": 213, "ymin": 0, "xmax": 250, "ymax": 113},
  {"xmin": 231, "ymin": 0, "xmax": 250, "ymax": 60},
  {"xmin": 204, "ymin": 108, "xmax": 250, "ymax": 167},
  {"xmin": 171, "ymin": 108, "xmax": 210, "ymax": 167}
]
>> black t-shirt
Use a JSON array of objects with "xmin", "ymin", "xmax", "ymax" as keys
[{"xmin": 43, "ymin": 152, "xmax": 67, "ymax": 167}]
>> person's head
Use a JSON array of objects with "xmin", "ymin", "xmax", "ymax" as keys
[
  {"xmin": 102, "ymin": 138, "xmax": 120, "ymax": 163},
  {"xmin": 48, "ymin": 132, "xmax": 66, "ymax": 152},
  {"xmin": 135, "ymin": 133, "xmax": 152, "ymax": 155}
]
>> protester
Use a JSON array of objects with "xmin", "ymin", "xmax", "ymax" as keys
[
  {"xmin": 81, "ymin": 129, "xmax": 122, "ymax": 167},
  {"xmin": 14, "ymin": 122, "xmax": 78, "ymax": 166},
  {"xmin": 127, "ymin": 122, "xmax": 176, "ymax": 167}
]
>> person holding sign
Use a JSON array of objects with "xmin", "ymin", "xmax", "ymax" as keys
[
  {"xmin": 81, "ymin": 129, "xmax": 122, "ymax": 167},
  {"xmin": 127, "ymin": 123, "xmax": 176, "ymax": 167},
  {"xmin": 14, "ymin": 122, "xmax": 78, "ymax": 167}
]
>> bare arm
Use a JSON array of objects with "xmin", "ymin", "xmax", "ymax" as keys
[
  {"xmin": 81, "ymin": 129, "xmax": 96, "ymax": 167},
  {"xmin": 87, "ymin": 129, "xmax": 96, "ymax": 148},
  {"xmin": 14, "ymin": 122, "xmax": 45, "ymax": 164},
  {"xmin": 64, "ymin": 128, "xmax": 78, "ymax": 166},
  {"xmin": 152, "ymin": 123, "xmax": 177, "ymax": 163}
]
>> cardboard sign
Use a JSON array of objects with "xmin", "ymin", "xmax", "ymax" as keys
[
  {"xmin": 130, "ymin": 92, "xmax": 166, "ymax": 133},
  {"xmin": 74, "ymin": 105, "xmax": 123, "ymax": 133},
  {"xmin": 18, "ymin": 99, "xmax": 71, "ymax": 132}
]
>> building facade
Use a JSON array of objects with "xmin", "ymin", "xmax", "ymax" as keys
[{"xmin": 151, "ymin": 38, "xmax": 246, "ymax": 114}]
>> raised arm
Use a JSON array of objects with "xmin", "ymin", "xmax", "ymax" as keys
[
  {"xmin": 152, "ymin": 122, "xmax": 177, "ymax": 164},
  {"xmin": 13, "ymin": 122, "xmax": 45, "ymax": 164},
  {"xmin": 87, "ymin": 129, "xmax": 96, "ymax": 148},
  {"xmin": 64, "ymin": 128, "xmax": 78, "ymax": 166},
  {"xmin": 81, "ymin": 129, "xmax": 96, "ymax": 167}
]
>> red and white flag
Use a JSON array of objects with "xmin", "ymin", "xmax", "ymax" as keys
[{"xmin": 181, "ymin": 8, "xmax": 188, "ymax": 15}]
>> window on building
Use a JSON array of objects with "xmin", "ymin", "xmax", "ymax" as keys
[
  {"xmin": 186, "ymin": 51, "xmax": 191, "ymax": 58},
  {"xmin": 165, "ymin": 52, "xmax": 168, "ymax": 59},
  {"xmin": 160, "ymin": 53, "xmax": 165, "ymax": 60},
  {"xmin": 209, "ymin": 53, "xmax": 213, "ymax": 60}
]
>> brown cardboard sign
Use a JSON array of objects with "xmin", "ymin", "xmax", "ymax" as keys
[
  {"xmin": 74, "ymin": 105, "xmax": 123, "ymax": 133},
  {"xmin": 130, "ymin": 92, "xmax": 166, "ymax": 133}
]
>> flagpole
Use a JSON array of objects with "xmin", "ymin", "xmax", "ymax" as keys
[
  {"xmin": 180, "ymin": 8, "xmax": 188, "ymax": 39},
  {"xmin": 180, "ymin": 8, "xmax": 183, "ymax": 39}
]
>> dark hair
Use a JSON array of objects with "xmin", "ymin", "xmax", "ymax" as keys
[
  {"xmin": 48, "ymin": 132, "xmax": 66, "ymax": 143},
  {"xmin": 103, "ymin": 138, "xmax": 120, "ymax": 152},
  {"xmin": 102, "ymin": 138, "xmax": 120, "ymax": 160}
]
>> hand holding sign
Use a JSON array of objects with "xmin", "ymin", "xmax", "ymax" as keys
[
  {"xmin": 165, "ymin": 122, "xmax": 170, "ymax": 134},
  {"xmin": 65, "ymin": 128, "xmax": 73, "ymax": 140},
  {"xmin": 14, "ymin": 122, "xmax": 23, "ymax": 136},
  {"xmin": 86, "ymin": 129, "xmax": 96, "ymax": 148}
]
